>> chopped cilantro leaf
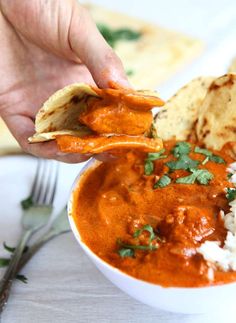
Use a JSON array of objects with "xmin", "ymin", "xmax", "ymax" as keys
[
  {"xmin": 154, "ymin": 174, "xmax": 171, "ymax": 188},
  {"xmin": 16, "ymin": 274, "xmax": 28, "ymax": 284},
  {"xmin": 144, "ymin": 159, "xmax": 154, "ymax": 176},
  {"xmin": 194, "ymin": 146, "xmax": 212, "ymax": 156},
  {"xmin": 97, "ymin": 23, "xmax": 141, "ymax": 48},
  {"xmin": 0, "ymin": 258, "xmax": 10, "ymax": 267},
  {"xmin": 227, "ymin": 173, "xmax": 233, "ymax": 180},
  {"xmin": 210, "ymin": 155, "xmax": 225, "ymax": 164},
  {"xmin": 166, "ymin": 155, "xmax": 199, "ymax": 171},
  {"xmin": 176, "ymin": 169, "xmax": 213, "ymax": 185},
  {"xmin": 176, "ymin": 173, "xmax": 197, "ymax": 184},
  {"xmin": 3, "ymin": 242, "xmax": 15, "ymax": 253},
  {"xmin": 172, "ymin": 142, "xmax": 191, "ymax": 158},
  {"xmin": 144, "ymin": 149, "xmax": 167, "ymax": 175},
  {"xmin": 194, "ymin": 146, "xmax": 225, "ymax": 164},
  {"xmin": 117, "ymin": 240, "xmax": 157, "ymax": 251},
  {"xmin": 118, "ymin": 248, "xmax": 135, "ymax": 258},
  {"xmin": 226, "ymin": 188, "xmax": 236, "ymax": 202},
  {"xmin": 196, "ymin": 169, "xmax": 214, "ymax": 185},
  {"xmin": 113, "ymin": 28, "xmax": 141, "ymax": 41},
  {"xmin": 21, "ymin": 196, "xmax": 34, "ymax": 210},
  {"xmin": 126, "ymin": 69, "xmax": 135, "ymax": 76},
  {"xmin": 147, "ymin": 149, "xmax": 167, "ymax": 161},
  {"xmin": 133, "ymin": 224, "xmax": 156, "ymax": 242}
]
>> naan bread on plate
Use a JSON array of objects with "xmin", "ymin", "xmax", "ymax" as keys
[
  {"xmin": 154, "ymin": 77, "xmax": 214, "ymax": 141},
  {"xmin": 154, "ymin": 73, "xmax": 236, "ymax": 152},
  {"xmin": 86, "ymin": 3, "xmax": 203, "ymax": 88},
  {"xmin": 196, "ymin": 74, "xmax": 236, "ymax": 150}
]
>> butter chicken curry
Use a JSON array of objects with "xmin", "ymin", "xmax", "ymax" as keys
[{"xmin": 72, "ymin": 141, "xmax": 236, "ymax": 287}]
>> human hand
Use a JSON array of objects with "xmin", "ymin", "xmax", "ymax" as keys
[{"xmin": 0, "ymin": 0, "xmax": 129, "ymax": 162}]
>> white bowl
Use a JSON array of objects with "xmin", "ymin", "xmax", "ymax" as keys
[{"xmin": 68, "ymin": 159, "xmax": 236, "ymax": 314}]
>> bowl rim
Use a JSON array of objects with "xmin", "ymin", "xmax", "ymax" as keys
[{"xmin": 67, "ymin": 158, "xmax": 236, "ymax": 291}]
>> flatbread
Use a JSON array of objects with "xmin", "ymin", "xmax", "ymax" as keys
[
  {"xmin": 154, "ymin": 77, "xmax": 214, "ymax": 141},
  {"xmin": 29, "ymin": 83, "xmax": 98, "ymax": 142},
  {"xmin": 86, "ymin": 3, "xmax": 203, "ymax": 89},
  {"xmin": 29, "ymin": 82, "xmax": 164, "ymax": 154},
  {"xmin": 196, "ymin": 74, "xmax": 236, "ymax": 150}
]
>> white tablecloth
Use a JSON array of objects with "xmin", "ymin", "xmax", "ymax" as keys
[{"xmin": 1, "ymin": 0, "xmax": 236, "ymax": 322}]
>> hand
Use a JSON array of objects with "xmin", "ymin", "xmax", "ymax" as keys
[{"xmin": 0, "ymin": 0, "xmax": 129, "ymax": 162}]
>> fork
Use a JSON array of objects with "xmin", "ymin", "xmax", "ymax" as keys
[{"xmin": 0, "ymin": 159, "xmax": 59, "ymax": 313}]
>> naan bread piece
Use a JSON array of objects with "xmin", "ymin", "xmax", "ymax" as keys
[
  {"xmin": 29, "ymin": 82, "xmax": 164, "ymax": 154},
  {"xmin": 196, "ymin": 74, "xmax": 236, "ymax": 150},
  {"xmin": 29, "ymin": 83, "xmax": 98, "ymax": 143},
  {"xmin": 154, "ymin": 77, "xmax": 214, "ymax": 141},
  {"xmin": 86, "ymin": 4, "xmax": 203, "ymax": 88}
]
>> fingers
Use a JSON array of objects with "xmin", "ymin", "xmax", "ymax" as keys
[
  {"xmin": 3, "ymin": 114, "xmax": 91, "ymax": 163},
  {"xmin": 69, "ymin": 4, "xmax": 130, "ymax": 88},
  {"xmin": 0, "ymin": 0, "xmax": 130, "ymax": 88}
]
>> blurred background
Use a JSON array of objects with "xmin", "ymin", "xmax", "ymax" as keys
[{"xmin": 1, "ymin": 0, "xmax": 236, "ymax": 154}]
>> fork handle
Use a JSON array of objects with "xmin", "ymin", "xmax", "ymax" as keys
[{"xmin": 0, "ymin": 229, "xmax": 32, "ymax": 313}]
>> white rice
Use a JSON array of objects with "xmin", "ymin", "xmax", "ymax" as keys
[{"xmin": 197, "ymin": 163, "xmax": 236, "ymax": 271}]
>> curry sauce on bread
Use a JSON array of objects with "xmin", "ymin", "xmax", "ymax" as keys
[{"xmin": 29, "ymin": 82, "xmax": 164, "ymax": 154}]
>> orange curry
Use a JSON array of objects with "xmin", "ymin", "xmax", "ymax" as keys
[{"xmin": 72, "ymin": 141, "xmax": 236, "ymax": 287}]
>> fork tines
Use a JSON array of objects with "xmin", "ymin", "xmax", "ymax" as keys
[{"xmin": 31, "ymin": 159, "xmax": 59, "ymax": 206}]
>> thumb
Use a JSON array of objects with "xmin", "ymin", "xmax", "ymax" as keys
[
  {"xmin": 69, "ymin": 5, "xmax": 130, "ymax": 88},
  {"xmin": 0, "ymin": 0, "xmax": 130, "ymax": 88}
]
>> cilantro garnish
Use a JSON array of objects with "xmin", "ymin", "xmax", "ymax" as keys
[
  {"xmin": 117, "ymin": 224, "xmax": 159, "ymax": 258},
  {"xmin": 226, "ymin": 188, "xmax": 236, "ymax": 202},
  {"xmin": 118, "ymin": 248, "xmax": 135, "ymax": 258},
  {"xmin": 144, "ymin": 142, "xmax": 223, "ymax": 187},
  {"xmin": 210, "ymin": 155, "xmax": 225, "ymax": 164},
  {"xmin": 3, "ymin": 242, "xmax": 15, "ymax": 253},
  {"xmin": 147, "ymin": 149, "xmax": 167, "ymax": 161},
  {"xmin": 126, "ymin": 69, "xmax": 134, "ymax": 76},
  {"xmin": 153, "ymin": 174, "xmax": 171, "ymax": 188},
  {"xmin": 144, "ymin": 149, "xmax": 167, "ymax": 175},
  {"xmin": 176, "ymin": 169, "xmax": 214, "ymax": 185},
  {"xmin": 144, "ymin": 160, "xmax": 154, "ymax": 176},
  {"xmin": 227, "ymin": 173, "xmax": 233, "ymax": 180},
  {"xmin": 97, "ymin": 23, "xmax": 141, "ymax": 48},
  {"xmin": 194, "ymin": 169, "xmax": 214, "ymax": 185},
  {"xmin": 0, "ymin": 258, "xmax": 10, "ymax": 267},
  {"xmin": 16, "ymin": 274, "xmax": 28, "ymax": 284},
  {"xmin": 166, "ymin": 155, "xmax": 199, "ymax": 171},
  {"xmin": 117, "ymin": 239, "xmax": 157, "ymax": 251},
  {"xmin": 194, "ymin": 146, "xmax": 225, "ymax": 164},
  {"xmin": 133, "ymin": 224, "xmax": 156, "ymax": 242},
  {"xmin": 172, "ymin": 142, "xmax": 191, "ymax": 158},
  {"xmin": 21, "ymin": 196, "xmax": 34, "ymax": 210},
  {"xmin": 194, "ymin": 147, "xmax": 212, "ymax": 156}
]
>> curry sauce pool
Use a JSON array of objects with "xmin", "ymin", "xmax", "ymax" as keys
[{"xmin": 71, "ymin": 140, "xmax": 236, "ymax": 287}]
